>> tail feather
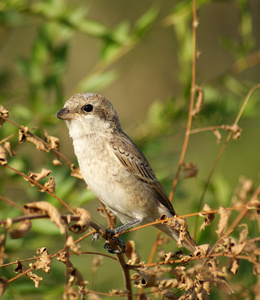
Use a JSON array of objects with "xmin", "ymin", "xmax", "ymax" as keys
[{"xmin": 183, "ymin": 232, "xmax": 234, "ymax": 295}]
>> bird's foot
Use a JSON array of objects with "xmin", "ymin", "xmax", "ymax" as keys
[
  {"xmin": 104, "ymin": 229, "xmax": 125, "ymax": 254},
  {"xmin": 92, "ymin": 232, "xmax": 100, "ymax": 245}
]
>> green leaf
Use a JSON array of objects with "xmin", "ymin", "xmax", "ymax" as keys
[
  {"xmin": 76, "ymin": 18, "xmax": 109, "ymax": 37},
  {"xmin": 100, "ymin": 21, "xmax": 131, "ymax": 62},
  {"xmin": 77, "ymin": 70, "xmax": 118, "ymax": 92},
  {"xmin": 133, "ymin": 5, "xmax": 159, "ymax": 38}
]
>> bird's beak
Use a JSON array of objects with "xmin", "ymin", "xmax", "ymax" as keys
[{"xmin": 56, "ymin": 108, "xmax": 75, "ymax": 120}]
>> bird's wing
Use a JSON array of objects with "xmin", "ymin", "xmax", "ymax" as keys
[{"xmin": 109, "ymin": 133, "xmax": 175, "ymax": 215}]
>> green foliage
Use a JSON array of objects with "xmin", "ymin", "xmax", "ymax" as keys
[{"xmin": 0, "ymin": 0, "xmax": 260, "ymax": 299}]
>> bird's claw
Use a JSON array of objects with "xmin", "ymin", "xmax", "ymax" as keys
[
  {"xmin": 91, "ymin": 229, "xmax": 125, "ymax": 254},
  {"xmin": 92, "ymin": 232, "xmax": 100, "ymax": 245},
  {"xmin": 104, "ymin": 229, "xmax": 125, "ymax": 254}
]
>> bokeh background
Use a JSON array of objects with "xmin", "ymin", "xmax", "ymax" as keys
[{"xmin": 0, "ymin": 0, "xmax": 260, "ymax": 299}]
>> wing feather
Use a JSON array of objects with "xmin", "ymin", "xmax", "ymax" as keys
[{"xmin": 109, "ymin": 133, "xmax": 175, "ymax": 215}]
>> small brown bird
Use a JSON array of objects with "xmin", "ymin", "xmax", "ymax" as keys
[{"xmin": 57, "ymin": 93, "xmax": 233, "ymax": 294}]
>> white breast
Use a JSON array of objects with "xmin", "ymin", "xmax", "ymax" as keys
[{"xmin": 66, "ymin": 118, "xmax": 162, "ymax": 225}]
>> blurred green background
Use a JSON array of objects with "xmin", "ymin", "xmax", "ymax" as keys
[{"xmin": 0, "ymin": 0, "xmax": 260, "ymax": 299}]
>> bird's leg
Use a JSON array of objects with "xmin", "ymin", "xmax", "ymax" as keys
[
  {"xmin": 106, "ymin": 219, "xmax": 141, "ymax": 235},
  {"xmin": 104, "ymin": 219, "xmax": 142, "ymax": 254}
]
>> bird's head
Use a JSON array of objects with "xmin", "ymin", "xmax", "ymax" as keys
[{"xmin": 56, "ymin": 93, "xmax": 121, "ymax": 139}]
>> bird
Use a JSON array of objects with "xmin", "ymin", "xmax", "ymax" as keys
[{"xmin": 56, "ymin": 92, "xmax": 233, "ymax": 294}]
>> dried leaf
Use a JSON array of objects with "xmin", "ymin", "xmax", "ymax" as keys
[
  {"xmin": 253, "ymin": 262, "xmax": 260, "ymax": 275},
  {"xmin": 57, "ymin": 252, "xmax": 73, "ymax": 270},
  {"xmin": 199, "ymin": 204, "xmax": 215, "ymax": 231},
  {"xmin": 177, "ymin": 219, "xmax": 188, "ymax": 248},
  {"xmin": 164, "ymin": 250, "xmax": 184, "ymax": 263},
  {"xmin": 0, "ymin": 277, "xmax": 8, "ymax": 296},
  {"xmin": 26, "ymin": 169, "xmax": 52, "ymax": 186},
  {"xmin": 24, "ymin": 201, "xmax": 66, "ymax": 234},
  {"xmin": 40, "ymin": 176, "xmax": 55, "ymax": 193},
  {"xmin": 0, "ymin": 234, "xmax": 6, "ymax": 266},
  {"xmin": 10, "ymin": 219, "xmax": 32, "ymax": 239},
  {"xmin": 14, "ymin": 260, "xmax": 27, "ymax": 273},
  {"xmin": 69, "ymin": 268, "xmax": 88, "ymax": 290},
  {"xmin": 87, "ymin": 293, "xmax": 102, "ymax": 300},
  {"xmin": 202, "ymin": 281, "xmax": 211, "ymax": 295},
  {"xmin": 194, "ymin": 273, "xmax": 205, "ymax": 294},
  {"xmin": 52, "ymin": 158, "xmax": 62, "ymax": 166},
  {"xmin": 19, "ymin": 126, "xmax": 49, "ymax": 152},
  {"xmin": 66, "ymin": 236, "xmax": 80, "ymax": 254},
  {"xmin": 230, "ymin": 259, "xmax": 240, "ymax": 274},
  {"xmin": 182, "ymin": 162, "xmax": 198, "ymax": 178},
  {"xmin": 63, "ymin": 286, "xmax": 79, "ymax": 299},
  {"xmin": 30, "ymin": 247, "xmax": 51, "ymax": 273},
  {"xmin": 213, "ymin": 129, "xmax": 222, "ymax": 144},
  {"xmin": 222, "ymin": 237, "xmax": 235, "ymax": 253},
  {"xmin": 248, "ymin": 197, "xmax": 260, "ymax": 212},
  {"xmin": 69, "ymin": 208, "xmax": 91, "ymax": 234},
  {"xmin": 193, "ymin": 244, "xmax": 210, "ymax": 259},
  {"xmin": 92, "ymin": 255, "xmax": 103, "ymax": 273},
  {"xmin": 44, "ymin": 132, "xmax": 62, "ymax": 165},
  {"xmin": 4, "ymin": 142, "xmax": 16, "ymax": 156},
  {"xmin": 165, "ymin": 216, "xmax": 188, "ymax": 248},
  {"xmin": 192, "ymin": 86, "xmax": 204, "ymax": 117},
  {"xmin": 0, "ymin": 105, "xmax": 9, "ymax": 128},
  {"xmin": 205, "ymin": 256, "xmax": 218, "ymax": 271},
  {"xmin": 231, "ymin": 241, "xmax": 247, "ymax": 256},
  {"xmin": 15, "ymin": 260, "xmax": 43, "ymax": 288},
  {"xmin": 215, "ymin": 206, "xmax": 230, "ymax": 237},
  {"xmin": 241, "ymin": 177, "xmax": 254, "ymax": 194},
  {"xmin": 224, "ymin": 124, "xmax": 242, "ymax": 140},
  {"xmin": 70, "ymin": 164, "xmax": 83, "ymax": 179},
  {"xmin": 238, "ymin": 224, "xmax": 248, "ymax": 244},
  {"xmin": 232, "ymin": 176, "xmax": 254, "ymax": 205},
  {"xmin": 3, "ymin": 218, "xmax": 12, "ymax": 229},
  {"xmin": 125, "ymin": 240, "xmax": 141, "ymax": 265},
  {"xmin": 46, "ymin": 134, "xmax": 59, "ymax": 150},
  {"xmin": 157, "ymin": 278, "xmax": 178, "ymax": 290},
  {"xmin": 164, "ymin": 252, "xmax": 175, "ymax": 263},
  {"xmin": 0, "ymin": 145, "xmax": 7, "ymax": 165},
  {"xmin": 29, "ymin": 272, "xmax": 43, "ymax": 288},
  {"xmin": 172, "ymin": 266, "xmax": 194, "ymax": 291},
  {"xmin": 109, "ymin": 289, "xmax": 125, "ymax": 296},
  {"xmin": 135, "ymin": 269, "xmax": 156, "ymax": 288}
]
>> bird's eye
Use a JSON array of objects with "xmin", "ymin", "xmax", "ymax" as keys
[{"xmin": 83, "ymin": 104, "xmax": 93, "ymax": 112}]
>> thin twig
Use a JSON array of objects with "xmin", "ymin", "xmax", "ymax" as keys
[
  {"xmin": 0, "ymin": 195, "xmax": 26, "ymax": 212},
  {"xmin": 139, "ymin": 5, "xmax": 199, "ymax": 296},
  {"xmin": 169, "ymin": 0, "xmax": 198, "ymax": 202},
  {"xmin": 3, "ymin": 164, "xmax": 76, "ymax": 214},
  {"xmin": 193, "ymin": 83, "xmax": 260, "ymax": 238},
  {"xmin": 117, "ymin": 254, "xmax": 133, "ymax": 300},
  {"xmin": 0, "ymin": 115, "xmax": 74, "ymax": 168},
  {"xmin": 209, "ymin": 185, "xmax": 260, "ymax": 256}
]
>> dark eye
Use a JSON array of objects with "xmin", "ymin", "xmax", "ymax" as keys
[{"xmin": 83, "ymin": 104, "xmax": 93, "ymax": 112}]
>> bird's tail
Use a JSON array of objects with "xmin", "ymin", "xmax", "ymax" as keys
[{"xmin": 155, "ymin": 220, "xmax": 234, "ymax": 295}]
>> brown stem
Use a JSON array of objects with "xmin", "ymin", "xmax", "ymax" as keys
[
  {"xmin": 193, "ymin": 83, "xmax": 260, "ymax": 238},
  {"xmin": 138, "ymin": 5, "xmax": 199, "ymax": 297},
  {"xmin": 209, "ymin": 185, "xmax": 260, "ymax": 256},
  {"xmin": 0, "ymin": 115, "xmax": 74, "ymax": 168},
  {"xmin": 117, "ymin": 254, "xmax": 132, "ymax": 300},
  {"xmin": 169, "ymin": 0, "xmax": 198, "ymax": 203},
  {"xmin": 3, "ymin": 164, "xmax": 76, "ymax": 214}
]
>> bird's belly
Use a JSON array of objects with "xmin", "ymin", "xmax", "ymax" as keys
[
  {"xmin": 75, "ymin": 149, "xmax": 141, "ymax": 223},
  {"xmin": 73, "ymin": 139, "xmax": 166, "ymax": 225}
]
